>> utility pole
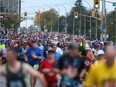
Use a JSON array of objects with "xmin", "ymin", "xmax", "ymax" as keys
[
  {"xmin": 101, "ymin": 0, "xmax": 107, "ymax": 41},
  {"xmin": 79, "ymin": 7, "xmax": 81, "ymax": 36},
  {"xmin": 24, "ymin": 12, "xmax": 27, "ymax": 29},
  {"xmin": 95, "ymin": 10, "xmax": 98, "ymax": 38},
  {"xmin": 94, "ymin": 0, "xmax": 100, "ymax": 38},
  {"xmin": 84, "ymin": 15, "xmax": 86, "ymax": 36},
  {"xmin": 90, "ymin": 17, "xmax": 92, "ymax": 38},
  {"xmin": 114, "ymin": 7, "xmax": 116, "ymax": 43},
  {"xmin": 58, "ymin": 16, "xmax": 60, "ymax": 33},
  {"xmin": 73, "ymin": 14, "xmax": 75, "ymax": 36},
  {"xmin": 19, "ymin": 0, "xmax": 21, "ymax": 27}
]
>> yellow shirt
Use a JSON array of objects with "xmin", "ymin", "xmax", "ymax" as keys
[
  {"xmin": 0, "ymin": 44, "xmax": 5, "ymax": 49},
  {"xmin": 85, "ymin": 60, "xmax": 116, "ymax": 87}
]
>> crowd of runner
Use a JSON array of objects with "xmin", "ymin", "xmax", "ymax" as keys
[{"xmin": 0, "ymin": 30, "xmax": 116, "ymax": 87}]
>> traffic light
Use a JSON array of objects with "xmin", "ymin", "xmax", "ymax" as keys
[
  {"xmin": 74, "ymin": 12, "xmax": 78, "ymax": 18},
  {"xmin": 92, "ymin": 10, "xmax": 95, "ymax": 17},
  {"xmin": 24, "ymin": 12, "xmax": 27, "ymax": 17},
  {"xmin": 94, "ymin": 0, "xmax": 100, "ymax": 9},
  {"xmin": 99, "ymin": 12, "xmax": 103, "ymax": 20}
]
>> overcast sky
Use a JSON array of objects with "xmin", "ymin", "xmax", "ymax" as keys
[{"xmin": 21, "ymin": 0, "xmax": 116, "ymax": 27}]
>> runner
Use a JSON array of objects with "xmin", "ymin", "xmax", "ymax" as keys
[
  {"xmin": 26, "ymin": 40, "xmax": 44, "ymax": 87},
  {"xmin": 0, "ymin": 47, "xmax": 47, "ymax": 87},
  {"xmin": 54, "ymin": 43, "xmax": 86, "ymax": 87},
  {"xmin": 94, "ymin": 50, "xmax": 105, "ymax": 64},
  {"xmin": 0, "ymin": 40, "xmax": 5, "ymax": 49},
  {"xmin": 85, "ymin": 45, "xmax": 116, "ymax": 87},
  {"xmin": 40, "ymin": 49, "xmax": 57, "ymax": 87},
  {"xmin": 52, "ymin": 43, "xmax": 63, "ymax": 61}
]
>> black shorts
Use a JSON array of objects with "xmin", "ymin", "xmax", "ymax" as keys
[
  {"xmin": 29, "ymin": 64, "xmax": 34, "ymax": 67},
  {"xmin": 2, "ymin": 57, "xmax": 7, "ymax": 64},
  {"xmin": 29, "ymin": 63, "xmax": 40, "ymax": 70}
]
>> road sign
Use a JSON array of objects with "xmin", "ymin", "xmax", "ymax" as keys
[
  {"xmin": 0, "ymin": 15, "xmax": 4, "ymax": 19},
  {"xmin": 23, "ymin": 17, "xmax": 33, "ymax": 20},
  {"xmin": 113, "ymin": 2, "xmax": 116, "ymax": 6}
]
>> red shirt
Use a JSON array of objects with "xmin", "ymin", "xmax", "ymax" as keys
[{"xmin": 40, "ymin": 60, "xmax": 57, "ymax": 84}]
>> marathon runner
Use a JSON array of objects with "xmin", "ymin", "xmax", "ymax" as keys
[
  {"xmin": 26, "ymin": 40, "xmax": 44, "ymax": 87},
  {"xmin": 0, "ymin": 47, "xmax": 47, "ymax": 87},
  {"xmin": 54, "ymin": 43, "xmax": 86, "ymax": 87},
  {"xmin": 40, "ymin": 49, "xmax": 57, "ymax": 87},
  {"xmin": 85, "ymin": 44, "xmax": 116, "ymax": 87}
]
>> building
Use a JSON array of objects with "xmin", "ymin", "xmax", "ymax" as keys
[
  {"xmin": 0, "ymin": 0, "xmax": 21, "ymax": 28},
  {"xmin": 0, "ymin": 0, "xmax": 21, "ymax": 18}
]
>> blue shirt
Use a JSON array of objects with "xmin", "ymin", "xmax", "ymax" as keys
[
  {"xmin": 26, "ymin": 47, "xmax": 44, "ymax": 65},
  {"xmin": 55, "ymin": 52, "xmax": 62, "ymax": 61}
]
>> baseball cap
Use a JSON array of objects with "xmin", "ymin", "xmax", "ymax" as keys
[
  {"xmin": 97, "ymin": 50, "xmax": 104, "ymax": 56},
  {"xmin": 68, "ymin": 43, "xmax": 79, "ymax": 49},
  {"xmin": 85, "ymin": 46, "xmax": 91, "ymax": 51},
  {"xmin": 31, "ymin": 40, "xmax": 37, "ymax": 43},
  {"xmin": 48, "ymin": 48, "xmax": 56, "ymax": 54}
]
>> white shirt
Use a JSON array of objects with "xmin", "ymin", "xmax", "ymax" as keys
[{"xmin": 56, "ymin": 47, "xmax": 63, "ymax": 55}]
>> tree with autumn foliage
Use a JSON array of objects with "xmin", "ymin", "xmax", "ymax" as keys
[{"xmin": 34, "ymin": 8, "xmax": 59, "ymax": 31}]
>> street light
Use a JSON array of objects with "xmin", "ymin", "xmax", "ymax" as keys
[
  {"xmin": 82, "ymin": 0, "xmax": 92, "ymax": 37},
  {"xmin": 62, "ymin": 3, "xmax": 75, "ymax": 35},
  {"xmin": 114, "ymin": 7, "xmax": 116, "ymax": 43},
  {"xmin": 50, "ymin": 4, "xmax": 60, "ymax": 33},
  {"xmin": 55, "ymin": 4, "xmax": 68, "ymax": 33}
]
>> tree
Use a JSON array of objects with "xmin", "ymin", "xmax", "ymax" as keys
[
  {"xmin": 75, "ymin": 0, "xmax": 82, "ymax": 6},
  {"xmin": 66, "ymin": 0, "xmax": 101, "ymax": 38},
  {"xmin": 107, "ymin": 10, "xmax": 115, "ymax": 42},
  {"xmin": 0, "ymin": 14, "xmax": 22, "ymax": 32},
  {"xmin": 34, "ymin": 9, "xmax": 59, "ymax": 31},
  {"xmin": 66, "ymin": 0, "xmax": 87, "ymax": 35},
  {"xmin": 59, "ymin": 16, "xmax": 66, "ymax": 32}
]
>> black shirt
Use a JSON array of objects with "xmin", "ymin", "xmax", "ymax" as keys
[
  {"xmin": 6, "ymin": 63, "xmax": 26, "ymax": 87},
  {"xmin": 55, "ymin": 53, "xmax": 85, "ymax": 81}
]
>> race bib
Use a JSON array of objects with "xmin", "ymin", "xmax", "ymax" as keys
[
  {"xmin": 84, "ymin": 61, "xmax": 90, "ymax": 65},
  {"xmin": 34, "ymin": 64, "xmax": 39, "ymax": 70}
]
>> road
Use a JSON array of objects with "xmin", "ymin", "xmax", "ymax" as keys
[{"xmin": 0, "ymin": 75, "xmax": 42, "ymax": 87}]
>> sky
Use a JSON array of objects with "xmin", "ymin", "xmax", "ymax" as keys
[{"xmin": 21, "ymin": 0, "xmax": 116, "ymax": 27}]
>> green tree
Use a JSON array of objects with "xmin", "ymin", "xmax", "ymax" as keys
[
  {"xmin": 107, "ymin": 10, "xmax": 116, "ymax": 42},
  {"xmin": 75, "ymin": 0, "xmax": 82, "ymax": 5},
  {"xmin": 0, "ymin": 14, "xmax": 22, "ymax": 32},
  {"xmin": 59, "ymin": 16, "xmax": 66, "ymax": 32},
  {"xmin": 66, "ymin": 0, "xmax": 87, "ymax": 35},
  {"xmin": 66, "ymin": 0, "xmax": 101, "ymax": 38}
]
